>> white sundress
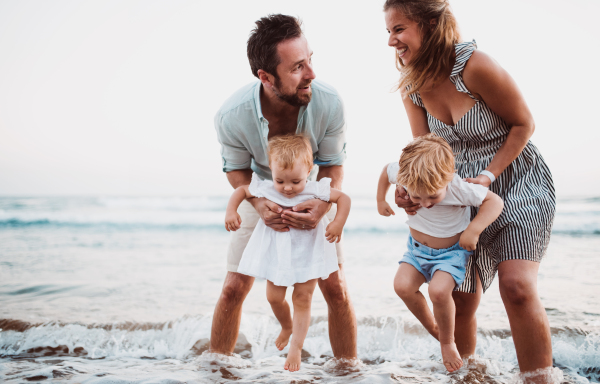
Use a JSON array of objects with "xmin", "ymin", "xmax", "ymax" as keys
[{"xmin": 237, "ymin": 173, "xmax": 339, "ymax": 287}]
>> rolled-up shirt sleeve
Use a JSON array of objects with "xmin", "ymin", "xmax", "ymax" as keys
[
  {"xmin": 315, "ymin": 98, "xmax": 347, "ymax": 166},
  {"xmin": 214, "ymin": 112, "xmax": 252, "ymax": 173}
]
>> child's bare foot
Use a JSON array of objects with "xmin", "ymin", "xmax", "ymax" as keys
[
  {"xmin": 441, "ymin": 342, "xmax": 463, "ymax": 372},
  {"xmin": 275, "ymin": 327, "xmax": 292, "ymax": 351},
  {"xmin": 284, "ymin": 347, "xmax": 302, "ymax": 372}
]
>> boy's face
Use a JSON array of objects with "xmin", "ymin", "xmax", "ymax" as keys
[{"xmin": 406, "ymin": 185, "xmax": 447, "ymax": 209}]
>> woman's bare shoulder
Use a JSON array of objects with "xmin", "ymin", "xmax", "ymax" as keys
[{"xmin": 463, "ymin": 50, "xmax": 509, "ymax": 98}]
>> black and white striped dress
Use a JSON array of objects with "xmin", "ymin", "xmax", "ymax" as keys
[{"xmin": 408, "ymin": 41, "xmax": 556, "ymax": 293}]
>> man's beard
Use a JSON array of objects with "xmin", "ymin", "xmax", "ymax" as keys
[{"xmin": 273, "ymin": 78, "xmax": 312, "ymax": 107}]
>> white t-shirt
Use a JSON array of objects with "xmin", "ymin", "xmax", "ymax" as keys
[{"xmin": 387, "ymin": 162, "xmax": 489, "ymax": 238}]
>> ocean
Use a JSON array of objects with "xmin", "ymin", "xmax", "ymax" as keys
[{"xmin": 0, "ymin": 195, "xmax": 599, "ymax": 383}]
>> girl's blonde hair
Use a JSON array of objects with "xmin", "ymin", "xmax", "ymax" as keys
[
  {"xmin": 268, "ymin": 134, "xmax": 313, "ymax": 170},
  {"xmin": 397, "ymin": 133, "xmax": 455, "ymax": 194},
  {"xmin": 383, "ymin": 0, "xmax": 461, "ymax": 96}
]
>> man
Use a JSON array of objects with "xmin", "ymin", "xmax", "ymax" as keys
[{"xmin": 210, "ymin": 14, "xmax": 357, "ymax": 360}]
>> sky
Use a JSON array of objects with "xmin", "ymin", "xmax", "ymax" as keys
[{"xmin": 0, "ymin": 0, "xmax": 599, "ymax": 197}]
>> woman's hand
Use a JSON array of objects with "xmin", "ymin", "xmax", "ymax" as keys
[
  {"xmin": 465, "ymin": 174, "xmax": 492, "ymax": 188},
  {"xmin": 395, "ymin": 186, "xmax": 420, "ymax": 215},
  {"xmin": 249, "ymin": 197, "xmax": 289, "ymax": 232},
  {"xmin": 282, "ymin": 199, "xmax": 331, "ymax": 230},
  {"xmin": 325, "ymin": 221, "xmax": 343, "ymax": 243}
]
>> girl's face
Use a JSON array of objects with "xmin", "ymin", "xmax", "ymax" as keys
[
  {"xmin": 406, "ymin": 186, "xmax": 447, "ymax": 209},
  {"xmin": 385, "ymin": 8, "xmax": 422, "ymax": 66},
  {"xmin": 271, "ymin": 158, "xmax": 311, "ymax": 198}
]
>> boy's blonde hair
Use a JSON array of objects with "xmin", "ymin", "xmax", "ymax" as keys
[
  {"xmin": 397, "ymin": 133, "xmax": 455, "ymax": 194},
  {"xmin": 268, "ymin": 134, "xmax": 313, "ymax": 170}
]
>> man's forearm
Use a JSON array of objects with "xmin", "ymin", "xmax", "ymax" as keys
[
  {"xmin": 317, "ymin": 165, "xmax": 343, "ymax": 190},
  {"xmin": 226, "ymin": 169, "xmax": 253, "ymax": 189}
]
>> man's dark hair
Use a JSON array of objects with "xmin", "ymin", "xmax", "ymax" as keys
[{"xmin": 247, "ymin": 14, "xmax": 303, "ymax": 79}]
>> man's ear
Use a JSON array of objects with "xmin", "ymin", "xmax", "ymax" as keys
[{"xmin": 257, "ymin": 69, "xmax": 275, "ymax": 89}]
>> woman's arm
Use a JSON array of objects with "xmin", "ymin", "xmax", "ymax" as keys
[
  {"xmin": 402, "ymin": 90, "xmax": 431, "ymax": 138},
  {"xmin": 324, "ymin": 188, "xmax": 351, "ymax": 243},
  {"xmin": 462, "ymin": 51, "xmax": 535, "ymax": 187},
  {"xmin": 224, "ymin": 185, "xmax": 254, "ymax": 232}
]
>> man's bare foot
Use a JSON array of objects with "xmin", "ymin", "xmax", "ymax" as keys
[
  {"xmin": 275, "ymin": 327, "xmax": 292, "ymax": 351},
  {"xmin": 284, "ymin": 347, "xmax": 302, "ymax": 372},
  {"xmin": 441, "ymin": 342, "xmax": 463, "ymax": 372}
]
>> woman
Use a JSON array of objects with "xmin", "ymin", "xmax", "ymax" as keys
[{"xmin": 383, "ymin": 0, "xmax": 556, "ymax": 378}]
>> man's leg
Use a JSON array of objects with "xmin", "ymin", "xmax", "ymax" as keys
[
  {"xmin": 498, "ymin": 259, "xmax": 553, "ymax": 372},
  {"xmin": 209, "ymin": 200, "xmax": 259, "ymax": 354},
  {"xmin": 209, "ymin": 271, "xmax": 255, "ymax": 354},
  {"xmin": 318, "ymin": 264, "xmax": 357, "ymax": 359},
  {"xmin": 452, "ymin": 270, "xmax": 482, "ymax": 357}
]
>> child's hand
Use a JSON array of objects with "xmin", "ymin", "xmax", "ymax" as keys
[
  {"xmin": 377, "ymin": 200, "xmax": 395, "ymax": 217},
  {"xmin": 325, "ymin": 221, "xmax": 343, "ymax": 243},
  {"xmin": 225, "ymin": 211, "xmax": 242, "ymax": 232},
  {"xmin": 459, "ymin": 228, "xmax": 479, "ymax": 251}
]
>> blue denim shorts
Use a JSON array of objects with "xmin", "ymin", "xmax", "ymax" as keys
[{"xmin": 400, "ymin": 235, "xmax": 472, "ymax": 287}]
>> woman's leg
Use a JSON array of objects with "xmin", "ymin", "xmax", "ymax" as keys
[
  {"xmin": 429, "ymin": 271, "xmax": 463, "ymax": 372},
  {"xmin": 498, "ymin": 259, "xmax": 553, "ymax": 372},
  {"xmin": 266, "ymin": 281, "xmax": 293, "ymax": 351},
  {"xmin": 393, "ymin": 263, "xmax": 438, "ymax": 338},
  {"xmin": 452, "ymin": 270, "xmax": 482, "ymax": 357},
  {"xmin": 285, "ymin": 278, "xmax": 318, "ymax": 372}
]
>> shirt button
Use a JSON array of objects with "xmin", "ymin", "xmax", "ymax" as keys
[{"xmin": 415, "ymin": 243, "xmax": 419, "ymax": 247}]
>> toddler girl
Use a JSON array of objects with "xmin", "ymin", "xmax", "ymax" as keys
[
  {"xmin": 225, "ymin": 134, "xmax": 351, "ymax": 372},
  {"xmin": 377, "ymin": 134, "xmax": 503, "ymax": 372}
]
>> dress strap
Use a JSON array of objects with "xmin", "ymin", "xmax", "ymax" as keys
[
  {"xmin": 407, "ymin": 91, "xmax": 425, "ymax": 108},
  {"xmin": 450, "ymin": 40, "xmax": 478, "ymax": 101}
]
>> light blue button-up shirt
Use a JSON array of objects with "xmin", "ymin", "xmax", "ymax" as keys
[{"xmin": 214, "ymin": 79, "xmax": 347, "ymax": 181}]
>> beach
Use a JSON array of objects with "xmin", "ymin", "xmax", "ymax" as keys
[{"xmin": 0, "ymin": 195, "xmax": 598, "ymax": 383}]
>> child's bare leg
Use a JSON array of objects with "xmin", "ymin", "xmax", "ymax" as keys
[
  {"xmin": 394, "ymin": 263, "xmax": 439, "ymax": 339},
  {"xmin": 285, "ymin": 278, "xmax": 318, "ymax": 372},
  {"xmin": 429, "ymin": 271, "xmax": 463, "ymax": 372},
  {"xmin": 266, "ymin": 281, "xmax": 293, "ymax": 351}
]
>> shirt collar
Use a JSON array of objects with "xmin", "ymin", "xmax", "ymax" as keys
[{"xmin": 253, "ymin": 82, "xmax": 266, "ymax": 122}]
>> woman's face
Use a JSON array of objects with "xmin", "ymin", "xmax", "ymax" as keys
[{"xmin": 385, "ymin": 8, "xmax": 422, "ymax": 66}]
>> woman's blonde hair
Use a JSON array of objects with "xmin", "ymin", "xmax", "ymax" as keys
[
  {"xmin": 268, "ymin": 134, "xmax": 313, "ymax": 170},
  {"xmin": 383, "ymin": 0, "xmax": 461, "ymax": 96},
  {"xmin": 397, "ymin": 133, "xmax": 455, "ymax": 194}
]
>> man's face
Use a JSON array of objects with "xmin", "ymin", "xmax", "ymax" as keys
[{"xmin": 272, "ymin": 35, "xmax": 316, "ymax": 107}]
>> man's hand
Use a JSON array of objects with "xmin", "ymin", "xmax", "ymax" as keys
[
  {"xmin": 281, "ymin": 199, "xmax": 331, "ymax": 230},
  {"xmin": 395, "ymin": 186, "xmax": 420, "ymax": 215},
  {"xmin": 249, "ymin": 197, "xmax": 290, "ymax": 232}
]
